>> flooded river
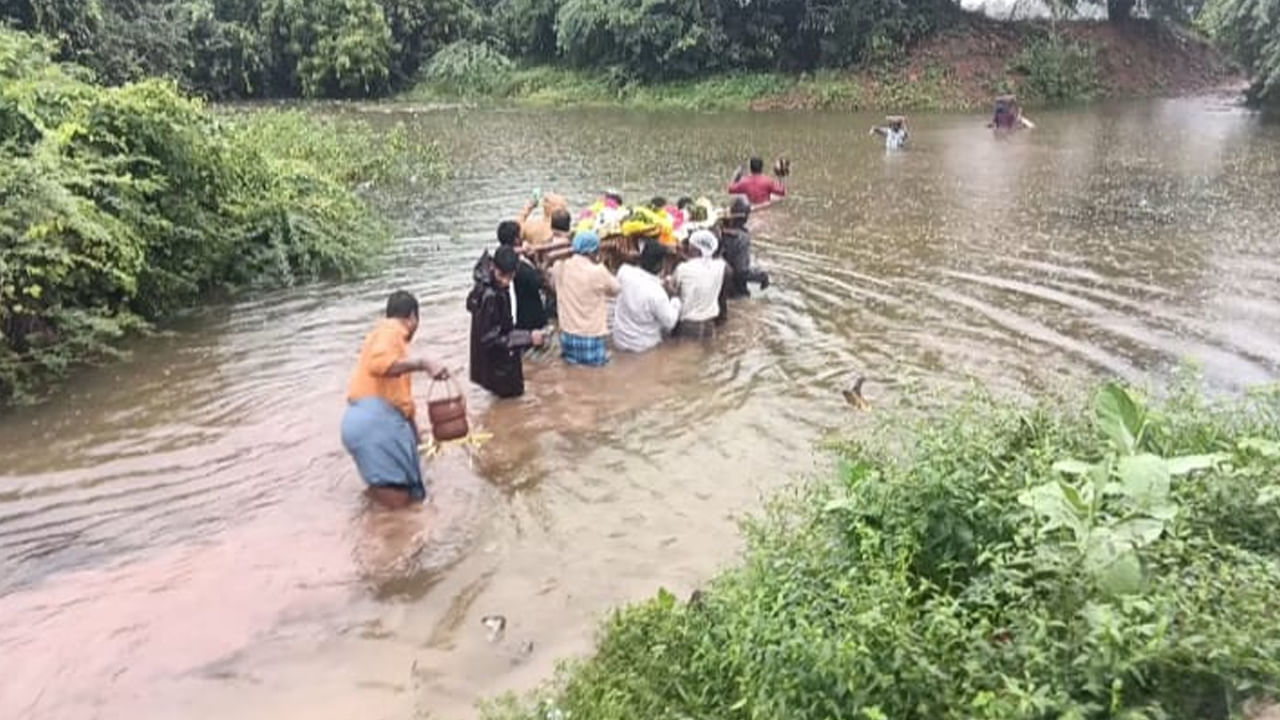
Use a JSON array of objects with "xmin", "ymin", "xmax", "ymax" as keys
[{"xmin": 2, "ymin": 99, "xmax": 1278, "ymax": 720}]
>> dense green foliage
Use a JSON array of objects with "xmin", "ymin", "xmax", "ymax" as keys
[
  {"xmin": 3, "ymin": 0, "xmax": 958, "ymax": 96},
  {"xmin": 1010, "ymin": 33, "xmax": 1100, "ymax": 103},
  {"xmin": 0, "ymin": 28, "xmax": 444, "ymax": 404},
  {"xmin": 1201, "ymin": 0, "xmax": 1280, "ymax": 104},
  {"xmin": 487, "ymin": 380, "xmax": 1280, "ymax": 720},
  {"xmin": 1, "ymin": 0, "xmax": 479, "ymax": 98},
  {"xmin": 422, "ymin": 39, "xmax": 514, "ymax": 95}
]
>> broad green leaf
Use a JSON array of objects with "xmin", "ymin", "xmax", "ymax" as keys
[
  {"xmin": 823, "ymin": 497, "xmax": 855, "ymax": 513},
  {"xmin": 1053, "ymin": 459, "xmax": 1094, "ymax": 476},
  {"xmin": 1239, "ymin": 437, "xmax": 1280, "ymax": 458},
  {"xmin": 1058, "ymin": 478, "xmax": 1092, "ymax": 513},
  {"xmin": 1166, "ymin": 454, "xmax": 1223, "ymax": 476},
  {"xmin": 1256, "ymin": 486, "xmax": 1280, "ymax": 507},
  {"xmin": 1096, "ymin": 382, "xmax": 1143, "ymax": 454},
  {"xmin": 1117, "ymin": 454, "xmax": 1170, "ymax": 510},
  {"xmin": 1021, "ymin": 482, "xmax": 1086, "ymax": 540},
  {"xmin": 1111, "ymin": 517, "xmax": 1166, "ymax": 547},
  {"xmin": 1095, "ymin": 550, "xmax": 1143, "ymax": 596}
]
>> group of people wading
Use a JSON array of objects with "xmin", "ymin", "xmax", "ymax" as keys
[
  {"xmin": 340, "ymin": 159, "xmax": 782, "ymax": 506},
  {"xmin": 339, "ymin": 98, "xmax": 1035, "ymax": 507}
]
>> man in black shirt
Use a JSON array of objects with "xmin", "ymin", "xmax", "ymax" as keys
[
  {"xmin": 474, "ymin": 221, "xmax": 550, "ymax": 332},
  {"xmin": 720, "ymin": 197, "xmax": 771, "ymax": 299}
]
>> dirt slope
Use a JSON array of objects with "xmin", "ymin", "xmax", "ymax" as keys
[{"xmin": 908, "ymin": 17, "xmax": 1236, "ymax": 104}]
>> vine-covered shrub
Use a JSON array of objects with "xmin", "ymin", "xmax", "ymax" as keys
[{"xmin": 0, "ymin": 28, "xmax": 445, "ymax": 404}]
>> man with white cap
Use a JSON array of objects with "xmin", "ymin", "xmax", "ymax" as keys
[
  {"xmin": 550, "ymin": 230, "xmax": 621, "ymax": 366},
  {"xmin": 674, "ymin": 230, "xmax": 731, "ymax": 340}
]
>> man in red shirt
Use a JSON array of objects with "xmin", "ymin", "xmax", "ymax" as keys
[{"xmin": 727, "ymin": 157, "xmax": 786, "ymax": 206}]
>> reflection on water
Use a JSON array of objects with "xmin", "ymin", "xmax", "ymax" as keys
[{"xmin": 1, "ymin": 98, "xmax": 1278, "ymax": 720}]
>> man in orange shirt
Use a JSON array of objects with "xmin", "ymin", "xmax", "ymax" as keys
[{"xmin": 341, "ymin": 291, "xmax": 450, "ymax": 507}]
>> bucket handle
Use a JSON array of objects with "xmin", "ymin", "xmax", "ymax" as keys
[{"xmin": 427, "ymin": 375, "xmax": 464, "ymax": 403}]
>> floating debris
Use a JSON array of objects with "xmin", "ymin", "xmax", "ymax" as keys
[
  {"xmin": 481, "ymin": 614, "xmax": 506, "ymax": 643},
  {"xmin": 842, "ymin": 375, "xmax": 870, "ymax": 411},
  {"xmin": 423, "ymin": 430, "xmax": 493, "ymax": 459}
]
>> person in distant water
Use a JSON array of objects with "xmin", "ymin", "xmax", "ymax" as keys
[
  {"xmin": 674, "ymin": 230, "xmax": 731, "ymax": 339},
  {"xmin": 719, "ymin": 196, "xmax": 771, "ymax": 298},
  {"xmin": 517, "ymin": 193, "xmax": 569, "ymax": 246},
  {"xmin": 474, "ymin": 221, "xmax": 549, "ymax": 332},
  {"xmin": 613, "ymin": 241, "xmax": 681, "ymax": 353},
  {"xmin": 468, "ymin": 246, "xmax": 546, "ymax": 398},
  {"xmin": 550, "ymin": 231, "xmax": 621, "ymax": 366},
  {"xmin": 990, "ymin": 95, "xmax": 1035, "ymax": 130},
  {"xmin": 342, "ymin": 291, "xmax": 450, "ymax": 508},
  {"xmin": 869, "ymin": 115, "xmax": 909, "ymax": 150},
  {"xmin": 728, "ymin": 156, "xmax": 787, "ymax": 206}
]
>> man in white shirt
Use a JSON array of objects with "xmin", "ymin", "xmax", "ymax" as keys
[
  {"xmin": 674, "ymin": 230, "xmax": 731, "ymax": 340},
  {"xmin": 613, "ymin": 242, "xmax": 681, "ymax": 353},
  {"xmin": 869, "ymin": 115, "xmax": 908, "ymax": 150}
]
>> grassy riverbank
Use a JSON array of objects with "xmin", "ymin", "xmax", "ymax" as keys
[
  {"xmin": 408, "ymin": 19, "xmax": 1234, "ymax": 111},
  {"xmin": 485, "ymin": 379, "xmax": 1280, "ymax": 720},
  {"xmin": 0, "ymin": 29, "xmax": 445, "ymax": 406}
]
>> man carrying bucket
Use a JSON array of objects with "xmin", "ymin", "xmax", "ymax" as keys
[{"xmin": 342, "ymin": 290, "xmax": 450, "ymax": 508}]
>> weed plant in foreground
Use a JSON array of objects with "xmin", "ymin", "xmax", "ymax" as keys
[{"xmin": 486, "ymin": 380, "xmax": 1280, "ymax": 720}]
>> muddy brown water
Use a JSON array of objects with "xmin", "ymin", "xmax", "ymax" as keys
[{"xmin": 2, "ymin": 99, "xmax": 1278, "ymax": 720}]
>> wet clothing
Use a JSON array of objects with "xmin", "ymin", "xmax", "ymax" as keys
[
  {"xmin": 884, "ymin": 127, "xmax": 908, "ymax": 150},
  {"xmin": 468, "ymin": 257, "xmax": 536, "ymax": 398},
  {"xmin": 513, "ymin": 258, "xmax": 549, "ymax": 330},
  {"xmin": 474, "ymin": 251, "xmax": 548, "ymax": 332},
  {"xmin": 347, "ymin": 318, "xmax": 416, "ymax": 421},
  {"xmin": 728, "ymin": 173, "xmax": 786, "ymax": 206},
  {"xmin": 561, "ymin": 331, "xmax": 608, "ymax": 367},
  {"xmin": 720, "ymin": 227, "xmax": 769, "ymax": 299},
  {"xmin": 341, "ymin": 396, "xmax": 425, "ymax": 500},
  {"xmin": 676, "ymin": 257, "xmax": 729, "ymax": 323},
  {"xmin": 674, "ymin": 319, "xmax": 717, "ymax": 340},
  {"xmin": 552, "ymin": 254, "xmax": 620, "ymax": 337},
  {"xmin": 613, "ymin": 264, "xmax": 680, "ymax": 353}
]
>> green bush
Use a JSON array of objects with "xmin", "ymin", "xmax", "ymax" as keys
[
  {"xmin": 260, "ymin": 0, "xmax": 396, "ymax": 98},
  {"xmin": 380, "ymin": 0, "xmax": 479, "ymax": 85},
  {"xmin": 422, "ymin": 39, "xmax": 514, "ymax": 95},
  {"xmin": 1201, "ymin": 0, "xmax": 1280, "ymax": 105},
  {"xmin": 493, "ymin": 0, "xmax": 561, "ymax": 60},
  {"xmin": 1011, "ymin": 34, "xmax": 1100, "ymax": 103},
  {"xmin": 0, "ymin": 28, "xmax": 445, "ymax": 404},
  {"xmin": 486, "ymin": 380, "xmax": 1280, "ymax": 720},
  {"xmin": 7, "ymin": 0, "xmax": 956, "ymax": 98}
]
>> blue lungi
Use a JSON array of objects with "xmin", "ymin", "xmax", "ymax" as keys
[
  {"xmin": 561, "ymin": 332, "xmax": 608, "ymax": 367},
  {"xmin": 340, "ymin": 397, "xmax": 426, "ymax": 500}
]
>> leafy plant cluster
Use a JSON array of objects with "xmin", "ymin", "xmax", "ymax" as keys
[
  {"xmin": 1200, "ymin": 0, "xmax": 1280, "ymax": 105},
  {"xmin": 499, "ymin": 0, "xmax": 955, "ymax": 83},
  {"xmin": 1010, "ymin": 33, "xmax": 1100, "ymax": 103},
  {"xmin": 487, "ymin": 380, "xmax": 1280, "ymax": 720},
  {"xmin": 0, "ymin": 28, "xmax": 445, "ymax": 404},
  {"xmin": 4, "ymin": 0, "xmax": 957, "ymax": 95},
  {"xmin": 1, "ymin": 0, "xmax": 480, "ymax": 98}
]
